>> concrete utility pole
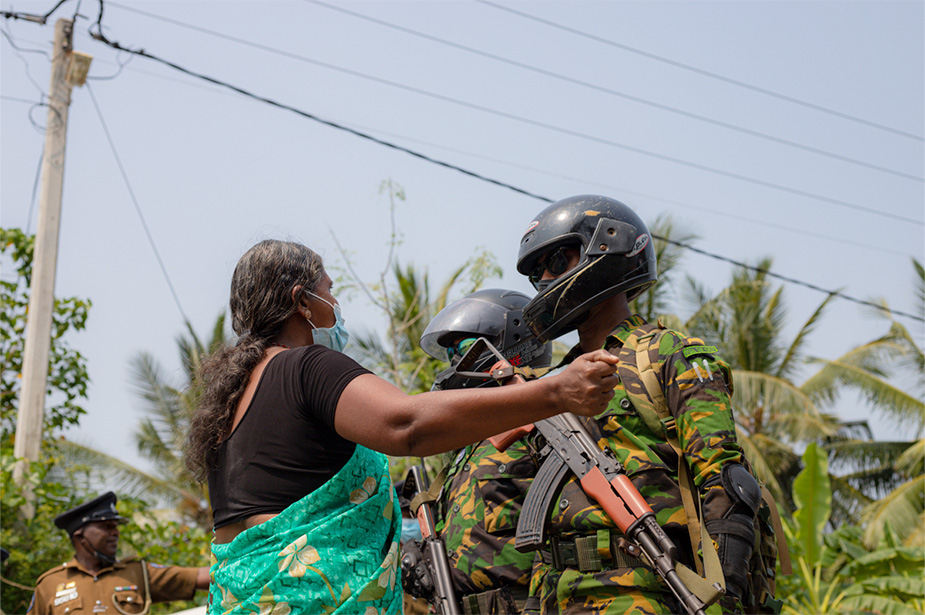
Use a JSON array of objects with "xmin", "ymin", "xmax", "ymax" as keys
[{"xmin": 13, "ymin": 19, "xmax": 91, "ymax": 512}]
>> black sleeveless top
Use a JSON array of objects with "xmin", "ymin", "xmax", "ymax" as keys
[{"xmin": 207, "ymin": 345, "xmax": 371, "ymax": 529}]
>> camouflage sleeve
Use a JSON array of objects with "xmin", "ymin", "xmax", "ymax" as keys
[{"xmin": 658, "ymin": 330, "xmax": 743, "ymax": 488}]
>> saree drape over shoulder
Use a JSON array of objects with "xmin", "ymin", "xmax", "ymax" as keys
[{"xmin": 209, "ymin": 445, "xmax": 401, "ymax": 615}]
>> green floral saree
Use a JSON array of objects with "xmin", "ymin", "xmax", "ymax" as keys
[{"xmin": 209, "ymin": 445, "xmax": 401, "ymax": 615}]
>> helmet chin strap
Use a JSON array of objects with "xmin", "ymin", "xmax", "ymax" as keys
[{"xmin": 79, "ymin": 534, "xmax": 117, "ymax": 567}]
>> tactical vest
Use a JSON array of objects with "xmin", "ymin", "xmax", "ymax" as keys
[{"xmin": 617, "ymin": 322, "xmax": 791, "ymax": 614}]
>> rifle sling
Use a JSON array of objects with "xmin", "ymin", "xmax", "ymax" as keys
[
  {"xmin": 761, "ymin": 485, "xmax": 792, "ymax": 575},
  {"xmin": 410, "ymin": 465, "xmax": 449, "ymax": 514}
]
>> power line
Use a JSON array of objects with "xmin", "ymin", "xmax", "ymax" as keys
[
  {"xmin": 1, "ymin": 24, "xmax": 51, "ymax": 97},
  {"xmin": 333, "ymin": 120, "xmax": 913, "ymax": 259},
  {"xmin": 97, "ymin": 2, "xmax": 925, "ymax": 227},
  {"xmin": 8, "ymin": 5, "xmax": 920, "ymax": 323},
  {"xmin": 26, "ymin": 142, "xmax": 44, "ymax": 234},
  {"xmin": 1, "ymin": 0, "xmax": 71, "ymax": 25},
  {"xmin": 85, "ymin": 82, "xmax": 190, "ymax": 325},
  {"xmin": 81, "ymin": 27, "xmax": 925, "ymax": 324},
  {"xmin": 9, "ymin": 29, "xmax": 899, "ymax": 261},
  {"xmin": 475, "ymin": 0, "xmax": 925, "ymax": 143},
  {"xmin": 0, "ymin": 94, "xmax": 43, "ymax": 104},
  {"xmin": 309, "ymin": 0, "xmax": 922, "ymax": 183}
]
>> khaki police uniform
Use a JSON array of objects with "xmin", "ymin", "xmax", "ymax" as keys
[{"xmin": 28, "ymin": 557, "xmax": 198, "ymax": 615}]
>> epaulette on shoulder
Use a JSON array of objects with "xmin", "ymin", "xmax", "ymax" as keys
[{"xmin": 35, "ymin": 562, "xmax": 69, "ymax": 584}]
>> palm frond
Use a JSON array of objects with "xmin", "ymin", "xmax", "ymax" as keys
[
  {"xmin": 55, "ymin": 439, "xmax": 184, "ymax": 505},
  {"xmin": 806, "ymin": 357, "xmax": 925, "ymax": 429},
  {"xmin": 829, "ymin": 473, "xmax": 874, "ymax": 526},
  {"xmin": 802, "ymin": 339, "xmax": 906, "ymax": 407},
  {"xmin": 823, "ymin": 439, "xmax": 912, "ymax": 475},
  {"xmin": 860, "ymin": 475, "xmax": 925, "ymax": 548},
  {"xmin": 896, "ymin": 439, "xmax": 925, "ymax": 477},
  {"xmin": 730, "ymin": 370, "xmax": 833, "ymax": 438},
  {"xmin": 776, "ymin": 292, "xmax": 837, "ymax": 380}
]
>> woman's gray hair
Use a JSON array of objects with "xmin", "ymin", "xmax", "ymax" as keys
[
  {"xmin": 229, "ymin": 239, "xmax": 326, "ymax": 340},
  {"xmin": 187, "ymin": 239, "xmax": 325, "ymax": 480}
]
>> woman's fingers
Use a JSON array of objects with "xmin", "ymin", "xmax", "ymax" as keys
[{"xmin": 557, "ymin": 350, "xmax": 619, "ymax": 415}]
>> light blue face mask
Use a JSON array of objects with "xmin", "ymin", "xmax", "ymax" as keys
[
  {"xmin": 307, "ymin": 292, "xmax": 350, "ymax": 353},
  {"xmin": 401, "ymin": 518, "xmax": 422, "ymax": 543}
]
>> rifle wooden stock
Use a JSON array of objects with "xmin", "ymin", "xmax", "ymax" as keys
[{"xmin": 505, "ymin": 412, "xmax": 714, "ymax": 615}]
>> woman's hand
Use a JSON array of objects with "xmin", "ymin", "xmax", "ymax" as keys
[{"xmin": 550, "ymin": 349, "xmax": 619, "ymax": 416}]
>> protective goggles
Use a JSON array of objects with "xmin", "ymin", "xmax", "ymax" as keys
[
  {"xmin": 446, "ymin": 337, "xmax": 478, "ymax": 361},
  {"xmin": 528, "ymin": 245, "xmax": 575, "ymax": 289}
]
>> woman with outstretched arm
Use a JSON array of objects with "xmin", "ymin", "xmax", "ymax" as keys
[{"xmin": 186, "ymin": 239, "xmax": 619, "ymax": 615}]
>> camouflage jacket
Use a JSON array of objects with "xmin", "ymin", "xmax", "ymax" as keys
[
  {"xmin": 435, "ymin": 438, "xmax": 540, "ymax": 597},
  {"xmin": 543, "ymin": 314, "xmax": 744, "ymax": 537},
  {"xmin": 526, "ymin": 315, "xmax": 746, "ymax": 614}
]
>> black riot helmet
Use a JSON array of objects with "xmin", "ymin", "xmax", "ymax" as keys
[
  {"xmin": 516, "ymin": 195, "xmax": 657, "ymax": 342},
  {"xmin": 420, "ymin": 289, "xmax": 552, "ymax": 389}
]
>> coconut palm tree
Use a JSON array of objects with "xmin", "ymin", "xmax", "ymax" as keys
[
  {"xmin": 348, "ymin": 261, "xmax": 470, "ymax": 395},
  {"xmin": 630, "ymin": 214, "xmax": 699, "ymax": 329},
  {"xmin": 58, "ymin": 316, "xmax": 227, "ymax": 529},
  {"xmin": 804, "ymin": 258, "xmax": 924, "ymax": 546},
  {"xmin": 682, "ymin": 258, "xmax": 846, "ymax": 511}
]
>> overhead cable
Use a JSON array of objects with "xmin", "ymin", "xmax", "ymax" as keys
[
  {"xmin": 331, "ymin": 120, "xmax": 912, "ymax": 258},
  {"xmin": 6, "ymin": 28, "xmax": 900, "ymax": 259},
  {"xmin": 82, "ymin": 24, "xmax": 925, "ymax": 324},
  {"xmin": 97, "ymin": 2, "xmax": 925, "ymax": 227},
  {"xmin": 9, "ymin": 3, "xmax": 921, "ymax": 323},
  {"xmin": 1, "ymin": 0, "xmax": 70, "ymax": 24},
  {"xmin": 475, "ymin": 0, "xmax": 925, "ymax": 143},
  {"xmin": 85, "ymin": 82, "xmax": 191, "ymax": 326},
  {"xmin": 309, "ymin": 0, "xmax": 922, "ymax": 183}
]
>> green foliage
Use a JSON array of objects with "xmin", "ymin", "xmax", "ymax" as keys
[
  {"xmin": 1, "ymin": 229, "xmax": 211, "ymax": 613},
  {"xmin": 779, "ymin": 446, "xmax": 925, "ymax": 614},
  {"xmin": 792, "ymin": 443, "xmax": 830, "ymax": 567},
  {"xmin": 0, "ymin": 448, "xmax": 211, "ymax": 615},
  {"xmin": 0, "ymin": 450, "xmax": 87, "ymax": 614},
  {"xmin": 1, "ymin": 228, "xmax": 91, "ymax": 441}
]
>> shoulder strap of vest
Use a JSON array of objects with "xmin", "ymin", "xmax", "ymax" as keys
[{"xmin": 617, "ymin": 323, "xmax": 672, "ymax": 439}]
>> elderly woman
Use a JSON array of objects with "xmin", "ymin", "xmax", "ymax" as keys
[{"xmin": 186, "ymin": 239, "xmax": 619, "ymax": 615}]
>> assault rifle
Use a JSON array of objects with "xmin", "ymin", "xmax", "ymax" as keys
[
  {"xmin": 400, "ymin": 465, "xmax": 460, "ymax": 615},
  {"xmin": 451, "ymin": 338, "xmax": 725, "ymax": 615}
]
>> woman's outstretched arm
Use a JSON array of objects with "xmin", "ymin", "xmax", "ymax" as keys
[{"xmin": 334, "ymin": 348, "xmax": 619, "ymax": 456}]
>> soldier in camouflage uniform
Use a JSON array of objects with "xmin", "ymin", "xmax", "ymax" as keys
[
  {"xmin": 417, "ymin": 289, "xmax": 553, "ymax": 614},
  {"xmin": 515, "ymin": 195, "xmax": 760, "ymax": 614}
]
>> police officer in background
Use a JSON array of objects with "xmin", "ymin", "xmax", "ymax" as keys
[
  {"xmin": 413, "ymin": 289, "xmax": 553, "ymax": 614},
  {"xmin": 28, "ymin": 492, "xmax": 209, "ymax": 615},
  {"xmin": 516, "ymin": 195, "xmax": 762, "ymax": 614}
]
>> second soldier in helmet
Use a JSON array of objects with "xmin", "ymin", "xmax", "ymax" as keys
[{"xmin": 411, "ymin": 289, "xmax": 552, "ymax": 614}]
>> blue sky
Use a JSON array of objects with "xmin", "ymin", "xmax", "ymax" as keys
[{"xmin": 2, "ymin": 0, "xmax": 922, "ymax": 473}]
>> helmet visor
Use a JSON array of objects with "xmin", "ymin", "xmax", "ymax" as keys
[{"xmin": 420, "ymin": 299, "xmax": 511, "ymax": 360}]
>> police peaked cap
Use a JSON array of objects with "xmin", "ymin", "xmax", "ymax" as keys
[{"xmin": 54, "ymin": 491, "xmax": 128, "ymax": 537}]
